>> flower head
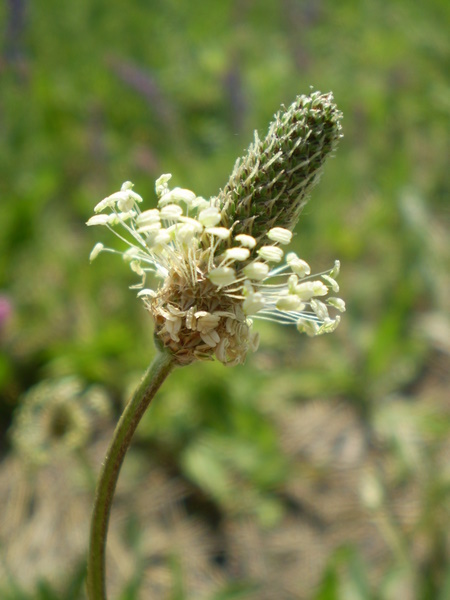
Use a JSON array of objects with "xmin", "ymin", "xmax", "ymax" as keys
[
  {"xmin": 88, "ymin": 175, "xmax": 345, "ymax": 366},
  {"xmin": 88, "ymin": 92, "xmax": 344, "ymax": 366},
  {"xmin": 11, "ymin": 377, "xmax": 110, "ymax": 467}
]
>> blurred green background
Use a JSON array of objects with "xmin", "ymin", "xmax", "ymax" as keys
[{"xmin": 0, "ymin": 0, "xmax": 449, "ymax": 599}]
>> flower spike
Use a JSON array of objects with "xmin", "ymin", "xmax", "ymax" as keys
[
  {"xmin": 88, "ymin": 92, "xmax": 344, "ymax": 366},
  {"xmin": 217, "ymin": 91, "xmax": 343, "ymax": 247}
]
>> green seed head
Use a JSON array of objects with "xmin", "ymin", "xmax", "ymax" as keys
[{"xmin": 217, "ymin": 91, "xmax": 343, "ymax": 244}]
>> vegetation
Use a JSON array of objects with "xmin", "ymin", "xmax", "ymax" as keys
[{"xmin": 0, "ymin": 0, "xmax": 448, "ymax": 598}]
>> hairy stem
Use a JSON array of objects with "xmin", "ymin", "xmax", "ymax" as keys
[{"xmin": 86, "ymin": 351, "xmax": 175, "ymax": 599}]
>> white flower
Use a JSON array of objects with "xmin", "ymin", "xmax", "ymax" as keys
[{"xmin": 88, "ymin": 176, "xmax": 344, "ymax": 365}]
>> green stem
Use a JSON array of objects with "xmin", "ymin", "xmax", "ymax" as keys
[{"xmin": 86, "ymin": 351, "xmax": 175, "ymax": 600}]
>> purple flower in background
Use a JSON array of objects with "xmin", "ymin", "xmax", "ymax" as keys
[{"xmin": 0, "ymin": 295, "xmax": 12, "ymax": 328}]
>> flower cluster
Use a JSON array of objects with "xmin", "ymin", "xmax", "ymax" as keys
[{"xmin": 87, "ymin": 175, "xmax": 345, "ymax": 366}]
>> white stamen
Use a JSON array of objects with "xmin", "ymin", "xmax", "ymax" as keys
[
  {"xmin": 136, "ymin": 209, "xmax": 161, "ymax": 227},
  {"xmin": 243, "ymin": 282, "xmax": 266, "ymax": 315},
  {"xmin": 295, "ymin": 280, "xmax": 328, "ymax": 301},
  {"xmin": 276, "ymin": 294, "xmax": 303, "ymax": 311},
  {"xmin": 137, "ymin": 288, "xmax": 157, "ymax": 298},
  {"xmin": 86, "ymin": 214, "xmax": 110, "ymax": 226},
  {"xmin": 160, "ymin": 204, "xmax": 183, "ymax": 219},
  {"xmin": 329, "ymin": 260, "xmax": 340, "ymax": 278},
  {"xmin": 176, "ymin": 223, "xmax": 198, "ymax": 244},
  {"xmin": 243, "ymin": 262, "xmax": 270, "ymax": 280},
  {"xmin": 186, "ymin": 307, "xmax": 196, "ymax": 330},
  {"xmin": 130, "ymin": 260, "xmax": 144, "ymax": 276},
  {"xmin": 94, "ymin": 197, "xmax": 117, "ymax": 213},
  {"xmin": 215, "ymin": 338, "xmax": 229, "ymax": 362},
  {"xmin": 117, "ymin": 193, "xmax": 137, "ymax": 212},
  {"xmin": 267, "ymin": 227, "xmax": 293, "ymax": 245},
  {"xmin": 198, "ymin": 207, "xmax": 222, "ymax": 227},
  {"xmin": 205, "ymin": 227, "xmax": 231, "ymax": 239},
  {"xmin": 123, "ymin": 247, "xmax": 141, "ymax": 261},
  {"xmin": 126, "ymin": 189, "xmax": 143, "ymax": 204},
  {"xmin": 328, "ymin": 297, "xmax": 346, "ymax": 312},
  {"xmin": 177, "ymin": 216, "xmax": 204, "ymax": 232},
  {"xmin": 158, "ymin": 187, "xmax": 196, "ymax": 207},
  {"xmin": 225, "ymin": 247, "xmax": 251, "ymax": 262},
  {"xmin": 137, "ymin": 222, "xmax": 162, "ymax": 234},
  {"xmin": 234, "ymin": 234, "xmax": 256, "ymax": 249},
  {"xmin": 243, "ymin": 292, "xmax": 266, "ymax": 315},
  {"xmin": 196, "ymin": 313, "xmax": 221, "ymax": 333},
  {"xmin": 208, "ymin": 266, "xmax": 236, "ymax": 286},
  {"xmin": 89, "ymin": 243, "xmax": 104, "ymax": 262},
  {"xmin": 192, "ymin": 196, "xmax": 211, "ymax": 210},
  {"xmin": 296, "ymin": 318, "xmax": 320, "ymax": 337},
  {"xmin": 165, "ymin": 317, "xmax": 182, "ymax": 341},
  {"xmin": 200, "ymin": 330, "xmax": 221, "ymax": 347},
  {"xmin": 322, "ymin": 274, "xmax": 340, "ymax": 292},
  {"xmin": 257, "ymin": 246, "xmax": 284, "ymax": 263},
  {"xmin": 311, "ymin": 298, "xmax": 329, "ymax": 320},
  {"xmin": 155, "ymin": 173, "xmax": 172, "ymax": 197},
  {"xmin": 286, "ymin": 252, "xmax": 311, "ymax": 277}
]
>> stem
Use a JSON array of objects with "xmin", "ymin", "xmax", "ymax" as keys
[{"xmin": 86, "ymin": 351, "xmax": 175, "ymax": 600}]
